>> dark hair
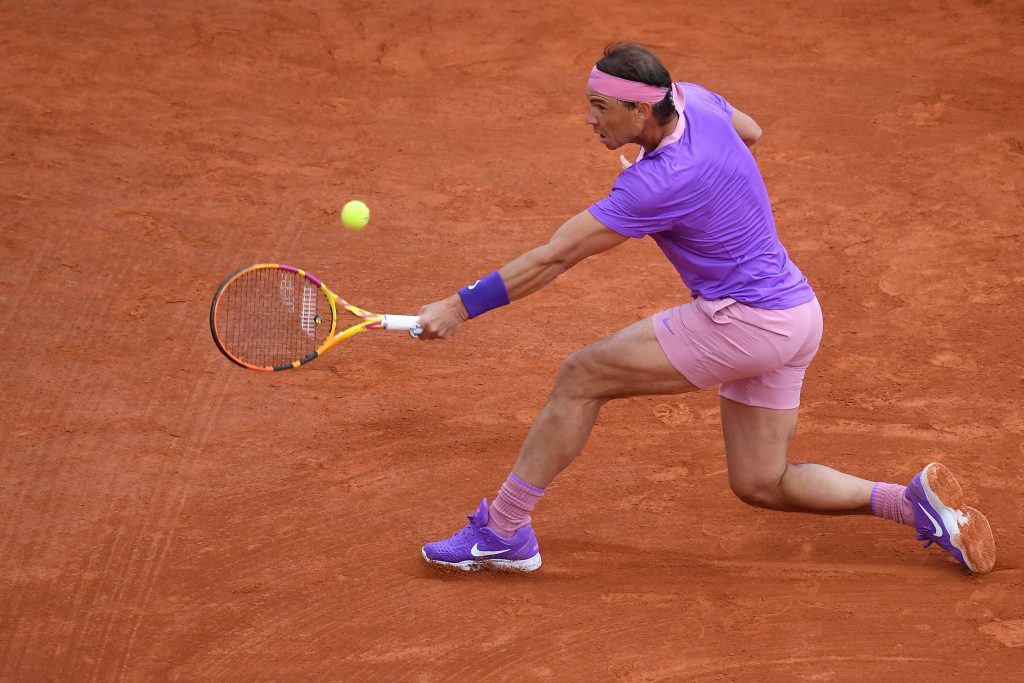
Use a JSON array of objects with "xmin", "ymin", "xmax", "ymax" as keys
[{"xmin": 596, "ymin": 42, "xmax": 675, "ymax": 124}]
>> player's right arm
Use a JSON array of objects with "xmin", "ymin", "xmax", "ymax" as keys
[
  {"xmin": 731, "ymin": 108, "xmax": 762, "ymax": 147},
  {"xmin": 416, "ymin": 210, "xmax": 627, "ymax": 339}
]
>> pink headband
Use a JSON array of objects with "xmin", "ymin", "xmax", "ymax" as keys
[{"xmin": 588, "ymin": 66, "xmax": 669, "ymax": 104}]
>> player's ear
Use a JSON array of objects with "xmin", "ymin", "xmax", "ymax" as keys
[{"xmin": 635, "ymin": 102, "xmax": 652, "ymax": 120}]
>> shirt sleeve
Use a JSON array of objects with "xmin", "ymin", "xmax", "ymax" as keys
[
  {"xmin": 588, "ymin": 167, "xmax": 670, "ymax": 238},
  {"xmin": 686, "ymin": 83, "xmax": 733, "ymax": 117}
]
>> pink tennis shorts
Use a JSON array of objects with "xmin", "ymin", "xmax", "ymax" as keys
[{"xmin": 653, "ymin": 296, "xmax": 823, "ymax": 410}]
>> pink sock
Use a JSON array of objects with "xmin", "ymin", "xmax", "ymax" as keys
[
  {"xmin": 870, "ymin": 482, "xmax": 914, "ymax": 527},
  {"xmin": 487, "ymin": 473, "xmax": 546, "ymax": 538}
]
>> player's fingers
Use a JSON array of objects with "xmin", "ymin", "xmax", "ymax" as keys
[
  {"xmin": 426, "ymin": 321, "xmax": 461, "ymax": 341},
  {"xmin": 415, "ymin": 323, "xmax": 437, "ymax": 340},
  {"xmin": 415, "ymin": 322, "xmax": 448, "ymax": 341}
]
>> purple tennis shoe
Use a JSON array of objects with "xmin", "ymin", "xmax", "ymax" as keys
[
  {"xmin": 905, "ymin": 462, "xmax": 995, "ymax": 574},
  {"xmin": 422, "ymin": 498, "xmax": 541, "ymax": 572}
]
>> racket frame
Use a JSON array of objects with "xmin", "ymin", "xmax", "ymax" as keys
[{"xmin": 210, "ymin": 263, "xmax": 418, "ymax": 372}]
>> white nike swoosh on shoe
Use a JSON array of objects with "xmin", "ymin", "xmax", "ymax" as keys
[
  {"xmin": 470, "ymin": 544, "xmax": 510, "ymax": 558},
  {"xmin": 918, "ymin": 503, "xmax": 944, "ymax": 537}
]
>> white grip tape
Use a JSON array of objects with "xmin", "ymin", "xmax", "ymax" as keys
[{"xmin": 381, "ymin": 314, "xmax": 423, "ymax": 338}]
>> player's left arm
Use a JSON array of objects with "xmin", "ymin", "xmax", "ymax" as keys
[
  {"xmin": 731, "ymin": 107, "xmax": 762, "ymax": 147},
  {"xmin": 416, "ymin": 210, "xmax": 627, "ymax": 339}
]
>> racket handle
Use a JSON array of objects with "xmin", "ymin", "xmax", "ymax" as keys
[{"xmin": 381, "ymin": 314, "xmax": 422, "ymax": 338}]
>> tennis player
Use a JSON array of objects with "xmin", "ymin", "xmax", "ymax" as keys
[{"xmin": 415, "ymin": 43, "xmax": 996, "ymax": 575}]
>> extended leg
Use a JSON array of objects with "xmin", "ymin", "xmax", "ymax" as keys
[
  {"xmin": 513, "ymin": 316, "xmax": 699, "ymax": 487},
  {"xmin": 421, "ymin": 316, "xmax": 697, "ymax": 572},
  {"xmin": 719, "ymin": 396, "xmax": 997, "ymax": 573},
  {"xmin": 719, "ymin": 396, "xmax": 874, "ymax": 514}
]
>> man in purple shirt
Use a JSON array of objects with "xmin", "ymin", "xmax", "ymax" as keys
[
  {"xmin": 415, "ymin": 43, "xmax": 995, "ymax": 575},
  {"xmin": 590, "ymin": 81, "xmax": 813, "ymax": 310}
]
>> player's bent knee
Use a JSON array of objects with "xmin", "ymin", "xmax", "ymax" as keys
[
  {"xmin": 729, "ymin": 476, "xmax": 785, "ymax": 510},
  {"xmin": 552, "ymin": 349, "xmax": 600, "ymax": 396}
]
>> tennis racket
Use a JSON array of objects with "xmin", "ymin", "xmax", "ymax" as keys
[{"xmin": 210, "ymin": 263, "xmax": 422, "ymax": 371}]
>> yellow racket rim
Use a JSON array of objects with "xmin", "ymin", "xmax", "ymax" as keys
[{"xmin": 209, "ymin": 263, "xmax": 340, "ymax": 371}]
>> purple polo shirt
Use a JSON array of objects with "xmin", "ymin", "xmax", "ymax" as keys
[{"xmin": 589, "ymin": 82, "xmax": 814, "ymax": 310}]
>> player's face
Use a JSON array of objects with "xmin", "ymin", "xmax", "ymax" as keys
[{"xmin": 586, "ymin": 92, "xmax": 642, "ymax": 149}]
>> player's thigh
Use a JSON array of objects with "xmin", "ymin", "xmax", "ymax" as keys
[
  {"xmin": 719, "ymin": 395, "xmax": 799, "ymax": 492},
  {"xmin": 558, "ymin": 315, "xmax": 698, "ymax": 399}
]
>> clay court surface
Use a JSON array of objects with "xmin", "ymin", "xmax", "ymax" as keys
[{"xmin": 2, "ymin": 1, "xmax": 1023, "ymax": 680}]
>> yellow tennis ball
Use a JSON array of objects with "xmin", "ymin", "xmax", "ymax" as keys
[{"xmin": 341, "ymin": 200, "xmax": 370, "ymax": 230}]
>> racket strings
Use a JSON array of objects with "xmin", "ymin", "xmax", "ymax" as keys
[{"xmin": 215, "ymin": 268, "xmax": 332, "ymax": 368}]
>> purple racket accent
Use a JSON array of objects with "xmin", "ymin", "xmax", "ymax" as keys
[{"xmin": 277, "ymin": 265, "xmax": 321, "ymax": 288}]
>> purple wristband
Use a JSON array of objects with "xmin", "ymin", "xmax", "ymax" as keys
[{"xmin": 458, "ymin": 271, "xmax": 510, "ymax": 318}]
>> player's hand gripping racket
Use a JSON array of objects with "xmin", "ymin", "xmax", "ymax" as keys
[{"xmin": 210, "ymin": 263, "xmax": 422, "ymax": 371}]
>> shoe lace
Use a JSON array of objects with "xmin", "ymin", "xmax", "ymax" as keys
[{"xmin": 446, "ymin": 515, "xmax": 482, "ymax": 546}]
